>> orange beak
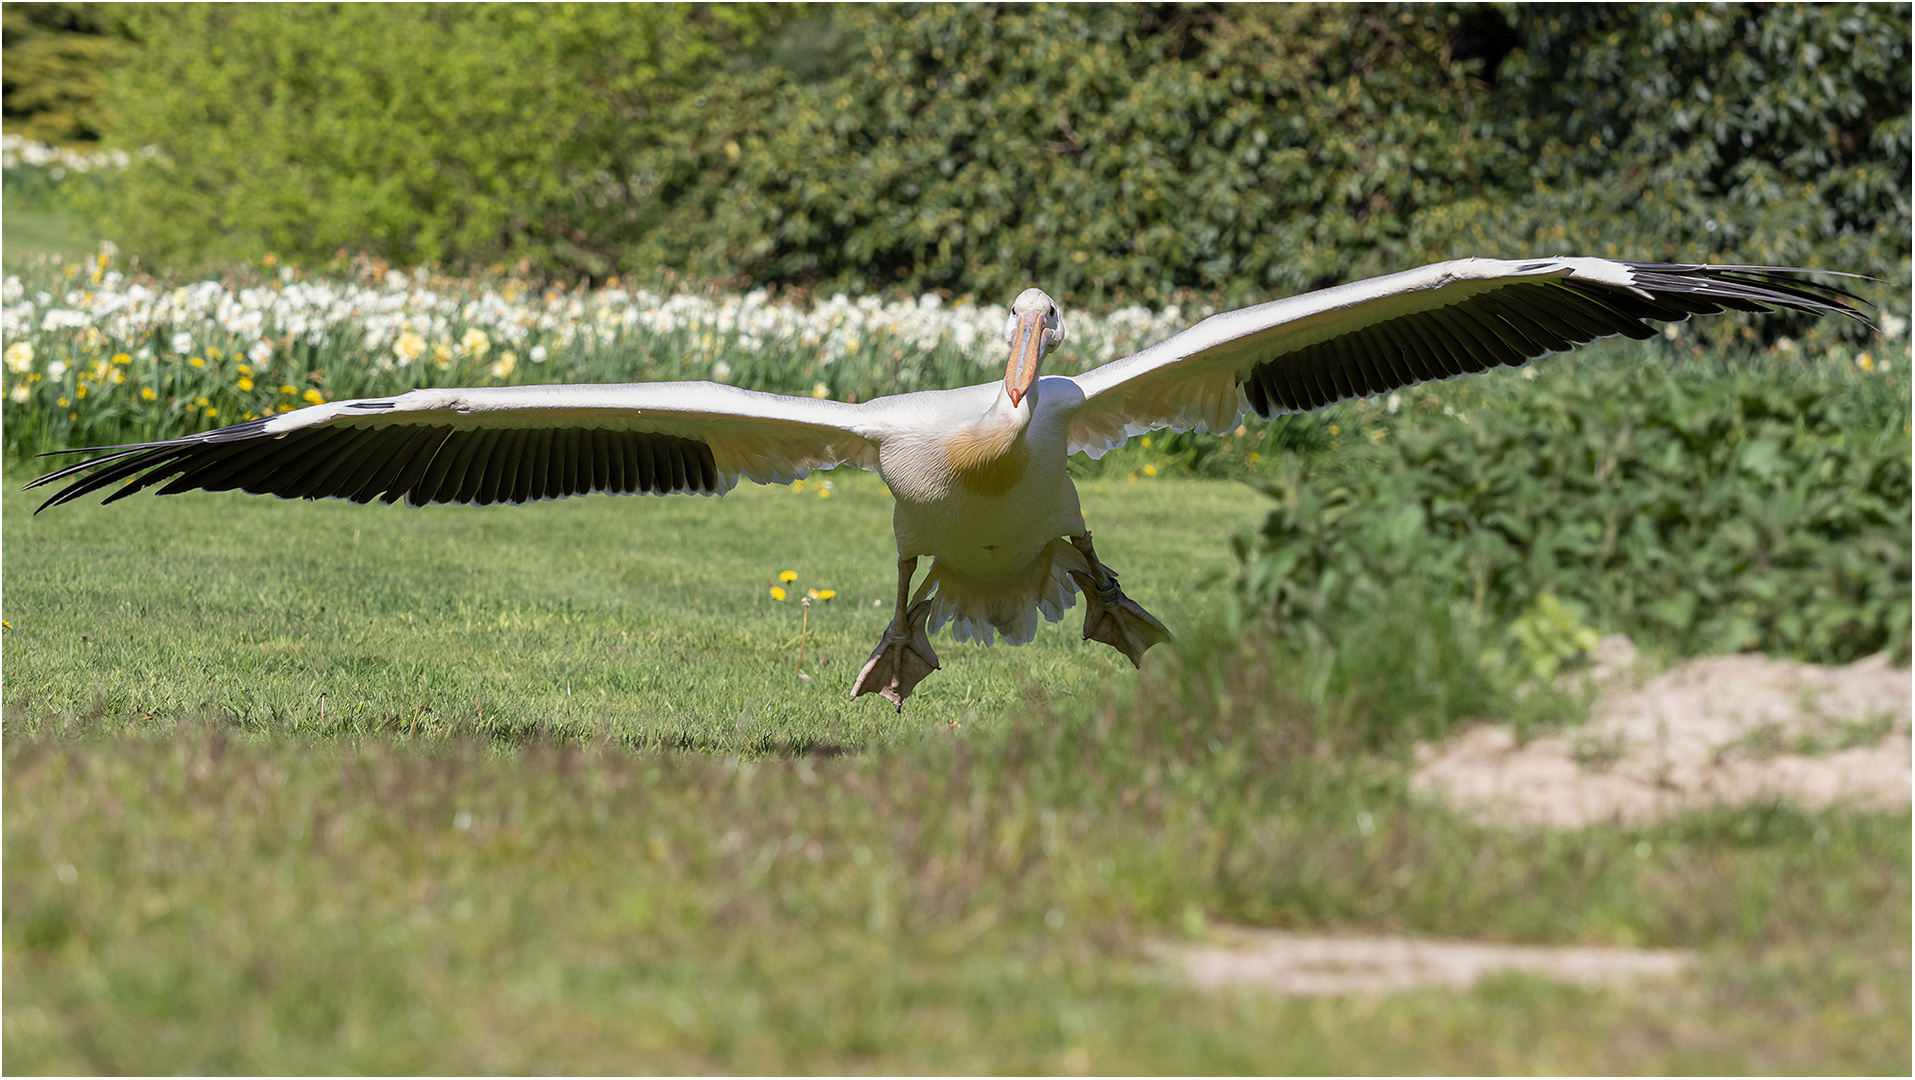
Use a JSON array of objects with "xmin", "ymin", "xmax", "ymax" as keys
[{"xmin": 1005, "ymin": 310, "xmax": 1046, "ymax": 408}]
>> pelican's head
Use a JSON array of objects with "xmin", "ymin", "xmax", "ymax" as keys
[{"xmin": 1003, "ymin": 288, "xmax": 1064, "ymax": 408}]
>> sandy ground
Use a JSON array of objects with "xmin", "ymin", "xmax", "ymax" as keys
[
  {"xmin": 1171, "ymin": 929, "xmax": 1694, "ymax": 996},
  {"xmin": 1174, "ymin": 641, "xmax": 1907, "ymax": 997},
  {"xmin": 1412, "ymin": 637, "xmax": 1911, "ymax": 829}
]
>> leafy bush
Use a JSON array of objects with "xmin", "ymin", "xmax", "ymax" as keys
[
  {"xmin": 87, "ymin": 3, "xmax": 1910, "ymax": 346},
  {"xmin": 92, "ymin": 4, "xmax": 792, "ymax": 276},
  {"xmin": 1233, "ymin": 358, "xmax": 1912, "ymax": 666}
]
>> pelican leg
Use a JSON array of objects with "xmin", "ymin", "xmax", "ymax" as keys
[
  {"xmin": 1068, "ymin": 532, "xmax": 1172, "ymax": 667},
  {"xmin": 852, "ymin": 556, "xmax": 941, "ymax": 712}
]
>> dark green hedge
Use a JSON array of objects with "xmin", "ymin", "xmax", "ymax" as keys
[
  {"xmin": 94, "ymin": 3, "xmax": 1911, "ymax": 334},
  {"xmin": 1233, "ymin": 358, "xmax": 1912, "ymax": 665}
]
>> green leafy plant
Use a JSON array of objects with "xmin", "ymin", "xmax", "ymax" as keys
[{"xmin": 1235, "ymin": 357, "xmax": 1912, "ymax": 666}]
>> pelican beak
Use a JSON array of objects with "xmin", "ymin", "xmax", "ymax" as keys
[{"xmin": 1005, "ymin": 309, "xmax": 1046, "ymax": 408}]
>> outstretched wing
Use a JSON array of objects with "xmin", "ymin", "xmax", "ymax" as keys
[
  {"xmin": 1064, "ymin": 257, "xmax": 1865, "ymax": 457},
  {"xmin": 29, "ymin": 381, "xmax": 883, "ymax": 512}
]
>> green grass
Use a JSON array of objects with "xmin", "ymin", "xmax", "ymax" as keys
[
  {"xmin": 2, "ymin": 173, "xmax": 102, "ymax": 268},
  {"xmin": 4, "ymin": 469, "xmax": 1908, "ymax": 1073},
  {"xmin": 1, "ymin": 469, "xmax": 1262, "ymax": 745}
]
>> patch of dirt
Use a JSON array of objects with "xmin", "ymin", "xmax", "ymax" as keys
[
  {"xmin": 1413, "ymin": 638, "xmax": 1911, "ymax": 829},
  {"xmin": 1172, "ymin": 929, "xmax": 1694, "ymax": 996}
]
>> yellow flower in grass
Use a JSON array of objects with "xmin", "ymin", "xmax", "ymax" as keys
[
  {"xmin": 189, "ymin": 356, "xmax": 205, "ymax": 368},
  {"xmin": 140, "ymin": 387, "xmax": 157, "ymax": 401},
  {"xmin": 303, "ymin": 389, "xmax": 325, "ymax": 405},
  {"xmin": 807, "ymin": 589, "xmax": 836, "ymax": 601},
  {"xmin": 280, "ymin": 384, "xmax": 297, "ymax": 396},
  {"xmin": 237, "ymin": 377, "xmax": 254, "ymax": 391},
  {"xmin": 779, "ymin": 570, "xmax": 798, "ymax": 583},
  {"xmin": 770, "ymin": 586, "xmax": 788, "ymax": 601},
  {"xmin": 394, "ymin": 332, "xmax": 426, "ymax": 366},
  {"xmin": 205, "ymin": 407, "xmax": 218, "ymax": 419},
  {"xmin": 111, "ymin": 353, "xmax": 131, "ymax": 366}
]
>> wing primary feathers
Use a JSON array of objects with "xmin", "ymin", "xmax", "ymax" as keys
[
  {"xmin": 508, "ymin": 428, "xmax": 539, "ymax": 504},
  {"xmin": 322, "ymin": 430, "xmax": 400, "ymax": 502},
  {"xmin": 415, "ymin": 429, "xmax": 477, "ymax": 506},
  {"xmin": 524, "ymin": 427, "xmax": 553, "ymax": 502},
  {"xmin": 281, "ymin": 427, "xmax": 385, "ymax": 501},
  {"xmin": 590, "ymin": 429, "xmax": 614, "ymax": 494},
  {"xmin": 391, "ymin": 427, "xmax": 456, "ymax": 506},
  {"xmin": 695, "ymin": 439, "xmax": 722, "ymax": 492},
  {"xmin": 478, "ymin": 428, "xmax": 520, "ymax": 506},
  {"xmin": 454, "ymin": 428, "xmax": 505, "ymax": 504},
  {"xmin": 1321, "ymin": 337, "xmax": 1361, "ymax": 401},
  {"xmin": 353, "ymin": 426, "xmax": 436, "ymax": 504},
  {"xmin": 618, "ymin": 432, "xmax": 642, "ymax": 494}
]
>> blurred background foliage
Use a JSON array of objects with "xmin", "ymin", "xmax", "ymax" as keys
[{"xmin": 4, "ymin": 3, "xmax": 1907, "ymax": 333}]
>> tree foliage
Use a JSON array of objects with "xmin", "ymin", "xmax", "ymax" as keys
[
  {"xmin": 1, "ymin": 2, "xmax": 134, "ymax": 144},
  {"xmin": 88, "ymin": 3, "xmax": 1911, "ymax": 323}
]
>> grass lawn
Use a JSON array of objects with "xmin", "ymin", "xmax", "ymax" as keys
[{"xmin": 4, "ymin": 469, "xmax": 1909, "ymax": 1073}]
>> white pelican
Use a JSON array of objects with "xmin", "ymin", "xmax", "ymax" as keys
[{"xmin": 31, "ymin": 257, "xmax": 1861, "ymax": 708}]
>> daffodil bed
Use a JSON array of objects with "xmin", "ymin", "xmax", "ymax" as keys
[{"xmin": 0, "ymin": 247, "xmax": 1234, "ymax": 462}]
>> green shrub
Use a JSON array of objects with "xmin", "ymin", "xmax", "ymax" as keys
[
  {"xmin": 85, "ymin": 3, "xmax": 1908, "ymax": 342},
  {"xmin": 1233, "ymin": 357, "xmax": 1912, "ymax": 666},
  {"xmin": 93, "ymin": 4, "xmax": 791, "ymax": 276}
]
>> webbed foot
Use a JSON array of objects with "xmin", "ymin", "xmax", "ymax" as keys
[
  {"xmin": 1069, "ymin": 535, "xmax": 1172, "ymax": 667},
  {"xmin": 851, "ymin": 598, "xmax": 941, "ymax": 711}
]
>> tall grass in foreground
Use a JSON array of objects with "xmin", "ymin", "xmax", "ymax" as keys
[{"xmin": 5, "ymin": 653, "xmax": 1907, "ymax": 1072}]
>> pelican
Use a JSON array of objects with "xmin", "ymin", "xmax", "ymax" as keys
[{"xmin": 30, "ymin": 257, "xmax": 1861, "ymax": 708}]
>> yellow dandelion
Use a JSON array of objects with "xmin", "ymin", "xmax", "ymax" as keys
[
  {"xmin": 303, "ymin": 389, "xmax": 324, "ymax": 405},
  {"xmin": 111, "ymin": 353, "xmax": 131, "ymax": 366},
  {"xmin": 75, "ymin": 384, "xmax": 87, "ymax": 399},
  {"xmin": 1141, "ymin": 436, "xmax": 1152, "ymax": 448},
  {"xmin": 237, "ymin": 377, "xmax": 254, "ymax": 391},
  {"xmin": 194, "ymin": 395, "xmax": 209, "ymax": 406},
  {"xmin": 208, "ymin": 346, "xmax": 222, "ymax": 359},
  {"xmin": 189, "ymin": 357, "xmax": 205, "ymax": 368},
  {"xmin": 818, "ymin": 487, "xmax": 832, "ymax": 499},
  {"xmin": 815, "ymin": 589, "xmax": 836, "ymax": 601},
  {"xmin": 770, "ymin": 586, "xmax": 788, "ymax": 601},
  {"xmin": 1328, "ymin": 424, "xmax": 1341, "ymax": 435},
  {"xmin": 280, "ymin": 384, "xmax": 297, "ymax": 395},
  {"xmin": 1142, "ymin": 463, "xmax": 1157, "ymax": 477},
  {"xmin": 205, "ymin": 407, "xmax": 218, "ymax": 418},
  {"xmin": 779, "ymin": 570, "xmax": 798, "ymax": 583},
  {"xmin": 238, "ymin": 363, "xmax": 252, "ymax": 376},
  {"xmin": 57, "ymin": 396, "xmax": 69, "ymax": 408},
  {"xmin": 1, "ymin": 620, "xmax": 11, "ymax": 629}
]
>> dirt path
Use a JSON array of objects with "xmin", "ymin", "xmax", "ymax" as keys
[
  {"xmin": 1413, "ymin": 640, "xmax": 1910, "ymax": 829},
  {"xmin": 1172, "ymin": 929, "xmax": 1695, "ymax": 996}
]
